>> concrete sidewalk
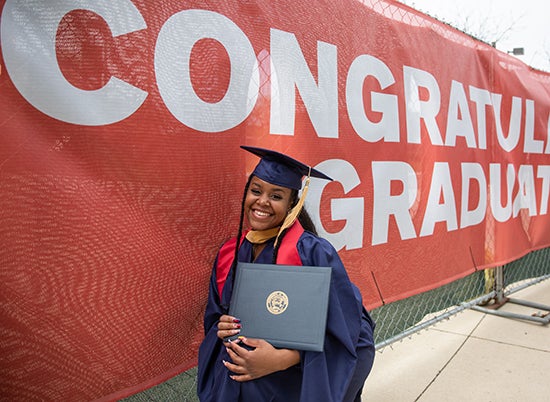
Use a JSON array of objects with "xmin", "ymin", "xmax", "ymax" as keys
[{"xmin": 363, "ymin": 279, "xmax": 550, "ymax": 402}]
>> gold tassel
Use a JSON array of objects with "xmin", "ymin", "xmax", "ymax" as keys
[{"xmin": 275, "ymin": 169, "xmax": 311, "ymax": 247}]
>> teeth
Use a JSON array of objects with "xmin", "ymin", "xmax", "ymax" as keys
[{"xmin": 254, "ymin": 210, "xmax": 270, "ymax": 217}]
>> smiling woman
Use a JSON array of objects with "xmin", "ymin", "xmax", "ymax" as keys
[
  {"xmin": 245, "ymin": 177, "xmax": 294, "ymax": 261},
  {"xmin": 197, "ymin": 146, "xmax": 376, "ymax": 402},
  {"xmin": 245, "ymin": 177, "xmax": 293, "ymax": 234}
]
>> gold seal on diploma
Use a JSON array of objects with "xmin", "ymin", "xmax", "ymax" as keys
[{"xmin": 266, "ymin": 290, "xmax": 288, "ymax": 315}]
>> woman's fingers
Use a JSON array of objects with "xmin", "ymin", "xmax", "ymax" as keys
[
  {"xmin": 223, "ymin": 359, "xmax": 253, "ymax": 382},
  {"xmin": 217, "ymin": 315, "xmax": 241, "ymax": 340},
  {"xmin": 225, "ymin": 339, "xmax": 248, "ymax": 358}
]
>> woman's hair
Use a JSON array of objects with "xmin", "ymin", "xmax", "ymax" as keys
[
  {"xmin": 230, "ymin": 174, "xmax": 254, "ymax": 274},
  {"xmin": 271, "ymin": 206, "xmax": 317, "ymax": 263},
  {"xmin": 297, "ymin": 205, "xmax": 318, "ymax": 235}
]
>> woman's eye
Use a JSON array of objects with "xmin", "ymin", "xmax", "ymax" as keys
[
  {"xmin": 270, "ymin": 194, "xmax": 283, "ymax": 201},
  {"xmin": 250, "ymin": 188, "xmax": 261, "ymax": 195}
]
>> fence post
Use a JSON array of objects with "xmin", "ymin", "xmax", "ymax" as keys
[
  {"xmin": 472, "ymin": 266, "xmax": 550, "ymax": 325},
  {"xmin": 494, "ymin": 266, "xmax": 505, "ymax": 304}
]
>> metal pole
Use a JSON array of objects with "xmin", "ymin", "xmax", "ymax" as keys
[
  {"xmin": 495, "ymin": 265, "xmax": 505, "ymax": 304},
  {"xmin": 472, "ymin": 274, "xmax": 550, "ymax": 325}
]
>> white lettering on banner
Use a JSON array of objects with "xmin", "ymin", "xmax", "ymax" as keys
[
  {"xmin": 468, "ymin": 85, "xmax": 492, "ymax": 150},
  {"xmin": 446, "ymin": 81, "xmax": 477, "ymax": 148},
  {"xmin": 512, "ymin": 165, "xmax": 537, "ymax": 217},
  {"xmin": 492, "ymin": 94, "xmax": 522, "ymax": 152},
  {"xmin": 346, "ymin": 55, "xmax": 399, "ymax": 143},
  {"xmin": 155, "ymin": 10, "xmax": 258, "ymax": 132},
  {"xmin": 524, "ymin": 99, "xmax": 545, "ymax": 153},
  {"xmin": 2, "ymin": 2, "xmax": 549, "ymax": 150},
  {"xmin": 460, "ymin": 162, "xmax": 487, "ymax": 229},
  {"xmin": 420, "ymin": 162, "xmax": 458, "ymax": 237},
  {"xmin": 370, "ymin": 162, "xmax": 550, "ymax": 247},
  {"xmin": 270, "ymin": 29, "xmax": 338, "ymax": 138},
  {"xmin": 307, "ymin": 159, "xmax": 364, "ymax": 251},
  {"xmin": 2, "ymin": 2, "xmax": 550, "ymax": 248},
  {"xmin": 403, "ymin": 66, "xmax": 444, "ymax": 145},
  {"xmin": 1, "ymin": 0, "xmax": 148, "ymax": 125},
  {"xmin": 489, "ymin": 163, "xmax": 515, "ymax": 222},
  {"xmin": 371, "ymin": 161, "xmax": 417, "ymax": 246},
  {"xmin": 538, "ymin": 166, "xmax": 550, "ymax": 215}
]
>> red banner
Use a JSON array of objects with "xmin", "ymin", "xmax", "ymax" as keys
[{"xmin": 1, "ymin": 0, "xmax": 549, "ymax": 399}]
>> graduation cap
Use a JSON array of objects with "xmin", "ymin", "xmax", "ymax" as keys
[
  {"xmin": 241, "ymin": 145, "xmax": 332, "ymax": 245},
  {"xmin": 240, "ymin": 145, "xmax": 332, "ymax": 190}
]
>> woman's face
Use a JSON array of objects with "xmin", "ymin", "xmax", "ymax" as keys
[{"xmin": 245, "ymin": 176, "xmax": 294, "ymax": 231}]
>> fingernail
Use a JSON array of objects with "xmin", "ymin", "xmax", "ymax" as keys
[
  {"xmin": 235, "ymin": 324, "xmax": 241, "ymax": 329},
  {"xmin": 233, "ymin": 318, "xmax": 241, "ymax": 323}
]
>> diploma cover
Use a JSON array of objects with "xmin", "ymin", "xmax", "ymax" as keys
[{"xmin": 227, "ymin": 262, "xmax": 332, "ymax": 352}]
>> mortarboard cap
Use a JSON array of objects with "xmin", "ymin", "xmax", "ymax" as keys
[{"xmin": 241, "ymin": 146, "xmax": 332, "ymax": 190}]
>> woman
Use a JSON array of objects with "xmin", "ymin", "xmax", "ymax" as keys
[{"xmin": 197, "ymin": 146, "xmax": 375, "ymax": 401}]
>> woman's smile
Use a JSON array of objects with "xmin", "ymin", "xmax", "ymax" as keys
[{"xmin": 251, "ymin": 208, "xmax": 271, "ymax": 218}]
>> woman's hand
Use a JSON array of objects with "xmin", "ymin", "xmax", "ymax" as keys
[
  {"xmin": 223, "ymin": 337, "xmax": 301, "ymax": 382},
  {"xmin": 216, "ymin": 315, "xmax": 241, "ymax": 341}
]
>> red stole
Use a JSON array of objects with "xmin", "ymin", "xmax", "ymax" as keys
[{"xmin": 216, "ymin": 222, "xmax": 304, "ymax": 297}]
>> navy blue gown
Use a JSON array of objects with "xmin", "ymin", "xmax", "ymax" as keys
[{"xmin": 197, "ymin": 229, "xmax": 375, "ymax": 401}]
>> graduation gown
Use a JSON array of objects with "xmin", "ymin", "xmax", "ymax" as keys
[{"xmin": 197, "ymin": 222, "xmax": 375, "ymax": 402}]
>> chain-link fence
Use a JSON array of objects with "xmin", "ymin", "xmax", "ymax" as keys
[
  {"xmin": 372, "ymin": 247, "xmax": 550, "ymax": 348},
  {"xmin": 122, "ymin": 246, "xmax": 550, "ymax": 401}
]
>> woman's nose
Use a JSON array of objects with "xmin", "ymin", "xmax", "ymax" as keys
[{"xmin": 257, "ymin": 194, "xmax": 270, "ymax": 205}]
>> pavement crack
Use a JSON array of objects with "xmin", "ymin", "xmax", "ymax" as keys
[{"xmin": 414, "ymin": 315, "xmax": 486, "ymax": 401}]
